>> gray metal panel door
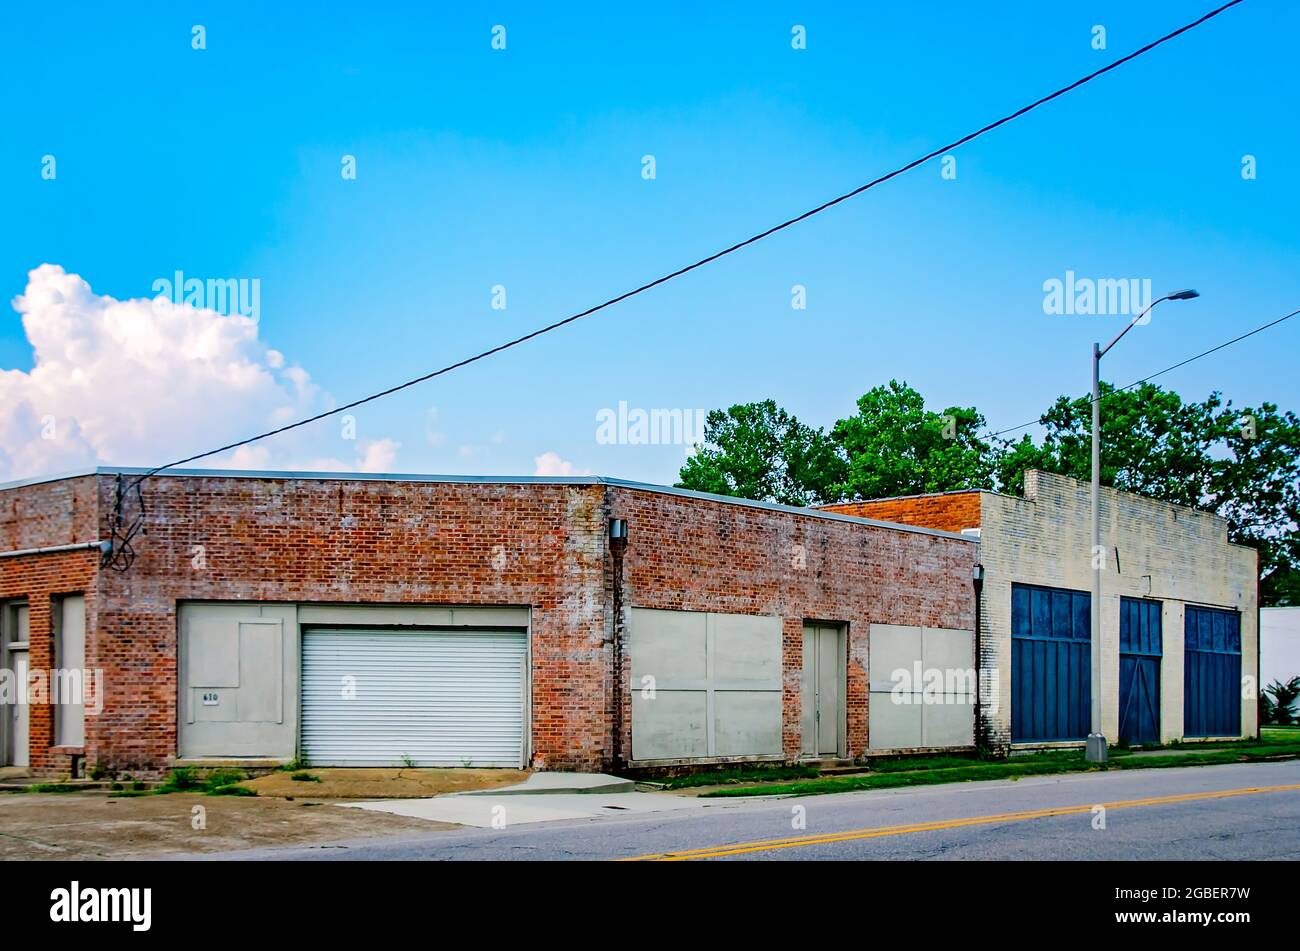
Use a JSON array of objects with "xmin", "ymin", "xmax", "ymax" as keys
[
  {"xmin": 628, "ymin": 609, "xmax": 781, "ymax": 761},
  {"xmin": 301, "ymin": 628, "xmax": 527, "ymax": 767},
  {"xmin": 868, "ymin": 624, "xmax": 975, "ymax": 750},
  {"xmin": 817, "ymin": 629, "xmax": 842, "ymax": 755},
  {"xmin": 801, "ymin": 624, "xmax": 845, "ymax": 757},
  {"xmin": 178, "ymin": 603, "xmax": 297, "ymax": 759}
]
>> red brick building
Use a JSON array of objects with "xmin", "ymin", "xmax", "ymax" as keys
[{"xmin": 0, "ymin": 469, "xmax": 977, "ymax": 777}]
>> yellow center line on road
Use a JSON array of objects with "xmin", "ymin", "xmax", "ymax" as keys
[{"xmin": 621, "ymin": 782, "xmax": 1300, "ymax": 861}]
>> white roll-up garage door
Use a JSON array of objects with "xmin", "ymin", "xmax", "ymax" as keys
[{"xmin": 301, "ymin": 628, "xmax": 527, "ymax": 767}]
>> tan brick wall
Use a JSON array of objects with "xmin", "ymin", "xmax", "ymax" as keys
[{"xmin": 979, "ymin": 471, "xmax": 1258, "ymax": 749}]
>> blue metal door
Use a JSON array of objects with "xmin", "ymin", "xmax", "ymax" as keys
[
  {"xmin": 1184, "ymin": 606, "xmax": 1241, "ymax": 737},
  {"xmin": 1119, "ymin": 598, "xmax": 1161, "ymax": 746},
  {"xmin": 1011, "ymin": 584, "xmax": 1090, "ymax": 742}
]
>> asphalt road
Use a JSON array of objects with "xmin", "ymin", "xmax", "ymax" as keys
[{"xmin": 194, "ymin": 760, "xmax": 1300, "ymax": 861}]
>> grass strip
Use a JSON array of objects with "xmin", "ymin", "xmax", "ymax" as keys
[
  {"xmin": 701, "ymin": 743, "xmax": 1300, "ymax": 798},
  {"xmin": 659, "ymin": 764, "xmax": 820, "ymax": 789}
]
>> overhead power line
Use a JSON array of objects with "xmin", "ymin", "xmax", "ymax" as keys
[
  {"xmin": 983, "ymin": 305, "xmax": 1300, "ymax": 441},
  {"xmin": 132, "ymin": 0, "xmax": 1246, "ymax": 485}
]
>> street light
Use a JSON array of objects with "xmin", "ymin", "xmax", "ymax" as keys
[{"xmin": 1086, "ymin": 288, "xmax": 1200, "ymax": 763}]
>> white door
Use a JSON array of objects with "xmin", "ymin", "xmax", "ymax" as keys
[
  {"xmin": 301, "ymin": 628, "xmax": 527, "ymax": 767},
  {"xmin": 55, "ymin": 595, "xmax": 86, "ymax": 748},
  {"xmin": 6, "ymin": 603, "xmax": 30, "ymax": 767},
  {"xmin": 9, "ymin": 648, "xmax": 28, "ymax": 767}
]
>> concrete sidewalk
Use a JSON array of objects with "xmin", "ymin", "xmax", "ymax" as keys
[
  {"xmin": 342, "ymin": 789, "xmax": 727, "ymax": 827},
  {"xmin": 459, "ymin": 771, "xmax": 635, "ymax": 796},
  {"xmin": 340, "ymin": 772, "xmax": 716, "ymax": 828}
]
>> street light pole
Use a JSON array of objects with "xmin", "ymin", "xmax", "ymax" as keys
[
  {"xmin": 1086, "ymin": 288, "xmax": 1199, "ymax": 763},
  {"xmin": 1087, "ymin": 339, "xmax": 1105, "ymax": 762}
]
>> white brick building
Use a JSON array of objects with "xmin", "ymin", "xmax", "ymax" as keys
[{"xmin": 823, "ymin": 470, "xmax": 1259, "ymax": 752}]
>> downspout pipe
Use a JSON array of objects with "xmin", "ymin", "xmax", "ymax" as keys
[
  {"xmin": 0, "ymin": 540, "xmax": 110, "ymax": 560},
  {"xmin": 609, "ymin": 518, "xmax": 629, "ymax": 773}
]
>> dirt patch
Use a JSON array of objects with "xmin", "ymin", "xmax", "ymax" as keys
[
  {"xmin": 241, "ymin": 767, "xmax": 530, "ymax": 799},
  {"xmin": 0, "ymin": 791, "xmax": 452, "ymax": 860}
]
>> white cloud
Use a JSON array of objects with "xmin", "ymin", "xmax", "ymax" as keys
[
  {"xmin": 533, "ymin": 451, "xmax": 590, "ymax": 476},
  {"xmin": 357, "ymin": 438, "xmax": 400, "ymax": 472},
  {"xmin": 0, "ymin": 265, "xmax": 399, "ymax": 481}
]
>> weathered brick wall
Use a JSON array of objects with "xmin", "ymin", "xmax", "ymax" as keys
[
  {"xmin": 0, "ymin": 475, "xmax": 100, "ymax": 776},
  {"xmin": 84, "ymin": 474, "xmax": 612, "ymax": 775},
  {"xmin": 608, "ymin": 488, "xmax": 977, "ymax": 760},
  {"xmin": 820, "ymin": 492, "xmax": 982, "ymax": 534},
  {"xmin": 980, "ymin": 471, "xmax": 1259, "ymax": 749},
  {"xmin": 0, "ymin": 474, "xmax": 100, "ymax": 553},
  {"xmin": 3, "ymin": 472, "xmax": 978, "ymax": 775}
]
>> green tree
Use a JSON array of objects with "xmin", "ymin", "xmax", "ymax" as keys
[
  {"xmin": 1205, "ymin": 399, "xmax": 1300, "ymax": 606},
  {"xmin": 992, "ymin": 382, "xmax": 1217, "ymax": 504},
  {"xmin": 831, "ymin": 380, "xmax": 997, "ymax": 500},
  {"xmin": 678, "ymin": 380, "xmax": 1298, "ymax": 605},
  {"xmin": 676, "ymin": 400, "xmax": 845, "ymax": 506}
]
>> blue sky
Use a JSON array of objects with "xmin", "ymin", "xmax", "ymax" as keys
[{"xmin": 2, "ymin": 0, "xmax": 1296, "ymax": 485}]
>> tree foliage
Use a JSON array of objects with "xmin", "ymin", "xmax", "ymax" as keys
[
  {"xmin": 830, "ymin": 381, "xmax": 996, "ymax": 500},
  {"xmin": 991, "ymin": 383, "xmax": 1218, "ymax": 505},
  {"xmin": 1262, "ymin": 677, "xmax": 1300, "ymax": 726},
  {"xmin": 994, "ymin": 384, "xmax": 1300, "ymax": 605},
  {"xmin": 677, "ymin": 400, "xmax": 844, "ymax": 507},
  {"xmin": 679, "ymin": 379, "xmax": 1299, "ymax": 605}
]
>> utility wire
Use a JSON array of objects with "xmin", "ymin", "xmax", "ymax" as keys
[
  {"xmin": 983, "ymin": 305, "xmax": 1300, "ymax": 441},
  {"xmin": 130, "ymin": 0, "xmax": 1246, "ymax": 486}
]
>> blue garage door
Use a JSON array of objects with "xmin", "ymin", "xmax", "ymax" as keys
[
  {"xmin": 1011, "ymin": 584, "xmax": 1091, "ymax": 742},
  {"xmin": 1119, "ymin": 598, "xmax": 1162, "ymax": 746},
  {"xmin": 1184, "ymin": 606, "xmax": 1241, "ymax": 737}
]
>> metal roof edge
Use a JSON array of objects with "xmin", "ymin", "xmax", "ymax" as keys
[
  {"xmin": 0, "ymin": 467, "xmax": 102, "ymax": 492},
  {"xmin": 597, "ymin": 477, "xmax": 976, "ymax": 542},
  {"xmin": 0, "ymin": 466, "xmax": 606, "ymax": 492}
]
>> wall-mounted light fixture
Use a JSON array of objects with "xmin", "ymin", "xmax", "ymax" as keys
[{"xmin": 609, "ymin": 518, "xmax": 628, "ymax": 541}]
